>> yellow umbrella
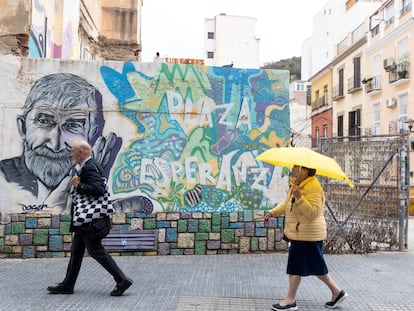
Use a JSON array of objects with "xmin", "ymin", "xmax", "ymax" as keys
[{"xmin": 256, "ymin": 147, "xmax": 354, "ymax": 188}]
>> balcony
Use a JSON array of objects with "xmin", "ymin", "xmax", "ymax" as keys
[
  {"xmin": 389, "ymin": 61, "xmax": 409, "ymax": 84},
  {"xmin": 311, "ymin": 95, "xmax": 329, "ymax": 111},
  {"xmin": 363, "ymin": 75, "xmax": 381, "ymax": 95},
  {"xmin": 347, "ymin": 75, "xmax": 362, "ymax": 93},
  {"xmin": 371, "ymin": 24, "xmax": 380, "ymax": 38},
  {"xmin": 388, "ymin": 118, "xmax": 408, "ymax": 134},
  {"xmin": 385, "ymin": 16, "xmax": 395, "ymax": 28},
  {"xmin": 400, "ymin": 2, "xmax": 412, "ymax": 17},
  {"xmin": 332, "ymin": 85, "xmax": 345, "ymax": 101}
]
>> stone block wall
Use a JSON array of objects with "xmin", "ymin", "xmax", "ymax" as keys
[{"xmin": 0, "ymin": 211, "xmax": 287, "ymax": 258}]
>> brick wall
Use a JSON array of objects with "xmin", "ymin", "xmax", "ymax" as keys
[{"xmin": 0, "ymin": 211, "xmax": 287, "ymax": 258}]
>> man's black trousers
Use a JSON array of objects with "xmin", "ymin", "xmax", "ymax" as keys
[{"xmin": 62, "ymin": 226, "xmax": 127, "ymax": 289}]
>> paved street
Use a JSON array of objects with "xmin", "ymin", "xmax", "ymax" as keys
[{"xmin": 1, "ymin": 218, "xmax": 414, "ymax": 311}]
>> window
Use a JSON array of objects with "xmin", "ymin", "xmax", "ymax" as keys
[
  {"xmin": 349, "ymin": 109, "xmax": 361, "ymax": 136},
  {"xmin": 207, "ymin": 51, "xmax": 214, "ymax": 59},
  {"xmin": 373, "ymin": 54, "xmax": 381, "ymax": 75},
  {"xmin": 401, "ymin": 0, "xmax": 412, "ymax": 16},
  {"xmin": 353, "ymin": 57, "xmax": 361, "ymax": 88},
  {"xmin": 315, "ymin": 127, "xmax": 320, "ymax": 146},
  {"xmin": 306, "ymin": 85, "xmax": 311, "ymax": 106},
  {"xmin": 398, "ymin": 93, "xmax": 408, "ymax": 130},
  {"xmin": 397, "ymin": 37, "xmax": 408, "ymax": 62},
  {"xmin": 207, "ymin": 32, "xmax": 215, "ymax": 39},
  {"xmin": 337, "ymin": 115, "xmax": 344, "ymax": 137},
  {"xmin": 373, "ymin": 103, "xmax": 380, "ymax": 135},
  {"xmin": 323, "ymin": 85, "xmax": 328, "ymax": 105},
  {"xmin": 323, "ymin": 125, "xmax": 328, "ymax": 138},
  {"xmin": 338, "ymin": 68, "xmax": 344, "ymax": 96}
]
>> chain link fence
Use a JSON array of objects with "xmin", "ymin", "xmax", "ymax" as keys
[{"xmin": 317, "ymin": 135, "xmax": 406, "ymax": 254}]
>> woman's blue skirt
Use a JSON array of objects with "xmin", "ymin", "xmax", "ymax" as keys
[{"xmin": 286, "ymin": 240, "xmax": 328, "ymax": 276}]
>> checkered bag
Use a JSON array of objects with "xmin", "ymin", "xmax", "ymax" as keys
[{"xmin": 72, "ymin": 186, "xmax": 114, "ymax": 227}]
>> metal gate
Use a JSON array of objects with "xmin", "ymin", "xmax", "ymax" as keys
[{"xmin": 317, "ymin": 134, "xmax": 409, "ymax": 254}]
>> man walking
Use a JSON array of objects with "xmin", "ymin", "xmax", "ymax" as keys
[{"xmin": 47, "ymin": 140, "xmax": 132, "ymax": 296}]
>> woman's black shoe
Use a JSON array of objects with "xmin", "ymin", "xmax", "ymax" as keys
[{"xmin": 325, "ymin": 290, "xmax": 348, "ymax": 309}]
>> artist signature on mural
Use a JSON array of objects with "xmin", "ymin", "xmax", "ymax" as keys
[{"xmin": 20, "ymin": 203, "xmax": 48, "ymax": 212}]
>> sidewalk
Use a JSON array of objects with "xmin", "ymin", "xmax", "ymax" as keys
[{"xmin": 0, "ymin": 218, "xmax": 413, "ymax": 311}]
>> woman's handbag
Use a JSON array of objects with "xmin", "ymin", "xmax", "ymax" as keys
[
  {"xmin": 92, "ymin": 215, "xmax": 112, "ymax": 239},
  {"xmin": 72, "ymin": 186, "xmax": 114, "ymax": 226},
  {"xmin": 282, "ymin": 216, "xmax": 290, "ymax": 242}
]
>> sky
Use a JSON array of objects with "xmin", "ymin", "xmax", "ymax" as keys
[{"xmin": 141, "ymin": 0, "xmax": 327, "ymax": 66}]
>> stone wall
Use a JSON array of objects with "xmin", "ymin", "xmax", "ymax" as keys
[{"xmin": 0, "ymin": 211, "xmax": 287, "ymax": 258}]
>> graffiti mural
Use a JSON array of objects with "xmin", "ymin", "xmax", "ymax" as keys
[
  {"xmin": 0, "ymin": 73, "xmax": 121, "ymax": 214},
  {"xmin": 29, "ymin": 0, "xmax": 76, "ymax": 58},
  {"xmin": 102, "ymin": 62, "xmax": 291, "ymax": 213},
  {"xmin": 0, "ymin": 58, "xmax": 290, "ymax": 215}
]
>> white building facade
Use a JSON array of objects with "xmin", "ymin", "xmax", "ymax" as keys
[
  {"xmin": 302, "ymin": 0, "xmax": 386, "ymax": 81},
  {"xmin": 204, "ymin": 14, "xmax": 260, "ymax": 69}
]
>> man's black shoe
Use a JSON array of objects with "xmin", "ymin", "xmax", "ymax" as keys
[
  {"xmin": 47, "ymin": 283, "xmax": 74, "ymax": 295},
  {"xmin": 110, "ymin": 278, "xmax": 133, "ymax": 296}
]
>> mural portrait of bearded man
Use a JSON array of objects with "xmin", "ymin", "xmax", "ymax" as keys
[{"xmin": 0, "ymin": 73, "xmax": 120, "ymax": 214}]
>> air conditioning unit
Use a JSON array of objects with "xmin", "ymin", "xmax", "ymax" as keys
[
  {"xmin": 385, "ymin": 97, "xmax": 397, "ymax": 108},
  {"xmin": 383, "ymin": 57, "xmax": 395, "ymax": 71}
]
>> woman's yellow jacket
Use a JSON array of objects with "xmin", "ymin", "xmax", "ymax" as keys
[{"xmin": 268, "ymin": 176, "xmax": 327, "ymax": 242}]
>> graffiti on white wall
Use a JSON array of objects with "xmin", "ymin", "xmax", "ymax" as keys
[
  {"xmin": 0, "ymin": 60, "xmax": 290, "ymax": 214},
  {"xmin": 102, "ymin": 62, "xmax": 290, "ymax": 212}
]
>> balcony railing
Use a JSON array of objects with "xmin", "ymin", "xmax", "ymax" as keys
[
  {"xmin": 363, "ymin": 75, "xmax": 381, "ymax": 94},
  {"xmin": 337, "ymin": 37, "xmax": 348, "ymax": 55},
  {"xmin": 400, "ymin": 2, "xmax": 412, "ymax": 17},
  {"xmin": 388, "ymin": 118, "xmax": 409, "ymax": 134},
  {"xmin": 371, "ymin": 24, "xmax": 380, "ymax": 37},
  {"xmin": 332, "ymin": 85, "xmax": 345, "ymax": 101},
  {"xmin": 389, "ymin": 61, "xmax": 409, "ymax": 83},
  {"xmin": 385, "ymin": 16, "xmax": 394, "ymax": 27},
  {"xmin": 347, "ymin": 75, "xmax": 362, "ymax": 93},
  {"xmin": 311, "ymin": 95, "xmax": 329, "ymax": 111},
  {"xmin": 352, "ymin": 23, "xmax": 365, "ymax": 43}
]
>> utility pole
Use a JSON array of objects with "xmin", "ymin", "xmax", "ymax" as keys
[{"xmin": 399, "ymin": 129, "xmax": 409, "ymax": 251}]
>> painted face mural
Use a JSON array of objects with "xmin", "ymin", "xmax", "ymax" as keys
[
  {"xmin": 0, "ymin": 73, "xmax": 120, "ymax": 213},
  {"xmin": 22, "ymin": 101, "xmax": 90, "ymax": 188},
  {"xmin": 0, "ymin": 62, "xmax": 290, "ymax": 215}
]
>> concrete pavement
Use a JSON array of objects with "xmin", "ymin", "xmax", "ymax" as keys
[{"xmin": 1, "ymin": 218, "xmax": 414, "ymax": 311}]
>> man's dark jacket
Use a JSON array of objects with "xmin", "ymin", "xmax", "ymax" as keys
[{"xmin": 71, "ymin": 158, "xmax": 106, "ymax": 231}]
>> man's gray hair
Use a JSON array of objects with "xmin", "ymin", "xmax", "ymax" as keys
[{"xmin": 23, "ymin": 73, "xmax": 100, "ymax": 141}]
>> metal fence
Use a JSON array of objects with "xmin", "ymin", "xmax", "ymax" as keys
[{"xmin": 317, "ymin": 135, "xmax": 408, "ymax": 254}]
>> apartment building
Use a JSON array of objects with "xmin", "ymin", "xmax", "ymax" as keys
[
  {"xmin": 331, "ymin": 22, "xmax": 367, "ymax": 138},
  {"xmin": 204, "ymin": 13, "xmax": 260, "ymax": 68},
  {"xmin": 365, "ymin": 0, "xmax": 413, "ymax": 136},
  {"xmin": 290, "ymin": 81, "xmax": 312, "ymax": 148},
  {"xmin": 0, "ymin": 0, "xmax": 142, "ymax": 61},
  {"xmin": 309, "ymin": 66, "xmax": 333, "ymax": 148},
  {"xmin": 302, "ymin": 0, "xmax": 386, "ymax": 81},
  {"xmin": 308, "ymin": 0, "xmax": 414, "ymax": 187}
]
